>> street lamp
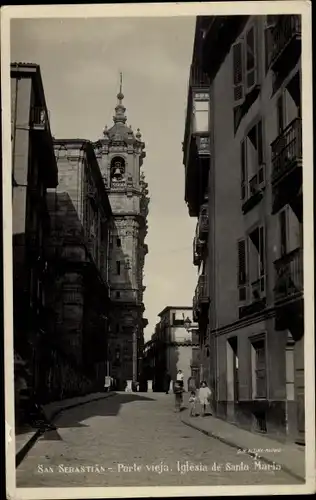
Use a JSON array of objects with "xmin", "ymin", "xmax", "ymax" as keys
[
  {"xmin": 184, "ymin": 317, "xmax": 192, "ymax": 331},
  {"xmin": 184, "ymin": 316, "xmax": 202, "ymax": 384}
]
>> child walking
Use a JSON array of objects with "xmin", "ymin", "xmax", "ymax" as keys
[
  {"xmin": 188, "ymin": 390, "xmax": 198, "ymax": 417},
  {"xmin": 198, "ymin": 381, "xmax": 212, "ymax": 417}
]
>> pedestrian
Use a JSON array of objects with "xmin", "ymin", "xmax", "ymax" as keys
[
  {"xmin": 176, "ymin": 369, "xmax": 184, "ymax": 390},
  {"xmin": 173, "ymin": 380, "xmax": 184, "ymax": 412},
  {"xmin": 165, "ymin": 372, "xmax": 171, "ymax": 394},
  {"xmin": 198, "ymin": 381, "xmax": 212, "ymax": 417},
  {"xmin": 188, "ymin": 390, "xmax": 198, "ymax": 417}
]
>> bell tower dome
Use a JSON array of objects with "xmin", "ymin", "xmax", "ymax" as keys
[{"xmin": 94, "ymin": 74, "xmax": 149, "ymax": 390}]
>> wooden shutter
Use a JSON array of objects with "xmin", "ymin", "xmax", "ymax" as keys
[
  {"xmin": 245, "ymin": 25, "xmax": 257, "ymax": 91},
  {"xmin": 232, "ymin": 41, "xmax": 244, "ymax": 105},
  {"xmin": 240, "ymin": 139, "xmax": 247, "ymax": 200}
]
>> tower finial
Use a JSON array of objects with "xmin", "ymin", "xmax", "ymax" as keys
[{"xmin": 114, "ymin": 72, "xmax": 126, "ymax": 124}]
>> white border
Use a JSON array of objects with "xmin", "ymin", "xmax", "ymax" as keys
[{"xmin": 1, "ymin": 2, "xmax": 314, "ymax": 498}]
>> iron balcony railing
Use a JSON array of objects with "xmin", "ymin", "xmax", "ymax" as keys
[
  {"xmin": 270, "ymin": 15, "xmax": 301, "ymax": 67},
  {"xmin": 198, "ymin": 205, "xmax": 209, "ymax": 240},
  {"xmin": 274, "ymin": 247, "xmax": 303, "ymax": 301},
  {"xmin": 271, "ymin": 117, "xmax": 302, "ymax": 183},
  {"xmin": 192, "ymin": 293, "xmax": 199, "ymax": 322},
  {"xmin": 197, "ymin": 274, "xmax": 209, "ymax": 304}
]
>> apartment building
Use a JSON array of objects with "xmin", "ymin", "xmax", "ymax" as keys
[
  {"xmin": 183, "ymin": 16, "xmax": 303, "ymax": 443},
  {"xmin": 146, "ymin": 306, "xmax": 199, "ymax": 391},
  {"xmin": 11, "ymin": 62, "xmax": 58, "ymax": 416}
]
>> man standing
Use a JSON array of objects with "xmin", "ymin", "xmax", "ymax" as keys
[{"xmin": 176, "ymin": 369, "xmax": 184, "ymax": 389}]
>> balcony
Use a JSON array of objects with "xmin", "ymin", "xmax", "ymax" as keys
[
  {"xmin": 269, "ymin": 15, "xmax": 301, "ymax": 74},
  {"xmin": 196, "ymin": 274, "xmax": 210, "ymax": 306},
  {"xmin": 193, "ymin": 236, "xmax": 204, "ymax": 267},
  {"xmin": 30, "ymin": 106, "xmax": 50, "ymax": 131},
  {"xmin": 183, "ymin": 65, "xmax": 211, "ymax": 218},
  {"xmin": 274, "ymin": 247, "xmax": 303, "ymax": 302},
  {"xmin": 192, "ymin": 294, "xmax": 199, "ymax": 322},
  {"xmin": 198, "ymin": 204, "xmax": 209, "ymax": 240},
  {"xmin": 271, "ymin": 118, "xmax": 302, "ymax": 214}
]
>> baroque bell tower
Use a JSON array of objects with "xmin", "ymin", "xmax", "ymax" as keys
[{"xmin": 94, "ymin": 75, "xmax": 149, "ymax": 390}]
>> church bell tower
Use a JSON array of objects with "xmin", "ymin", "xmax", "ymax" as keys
[{"xmin": 94, "ymin": 75, "xmax": 149, "ymax": 389}]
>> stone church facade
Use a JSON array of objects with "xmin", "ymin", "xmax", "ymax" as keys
[{"xmin": 94, "ymin": 85, "xmax": 149, "ymax": 390}]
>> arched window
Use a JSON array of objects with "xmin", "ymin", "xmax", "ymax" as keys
[{"xmin": 110, "ymin": 156, "xmax": 125, "ymax": 183}]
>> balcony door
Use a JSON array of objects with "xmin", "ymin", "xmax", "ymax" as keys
[{"xmin": 248, "ymin": 226, "xmax": 265, "ymax": 300}]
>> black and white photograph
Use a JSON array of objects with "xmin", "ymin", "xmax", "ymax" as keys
[{"xmin": 2, "ymin": 2, "xmax": 314, "ymax": 498}]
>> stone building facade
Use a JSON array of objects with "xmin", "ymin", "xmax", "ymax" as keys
[
  {"xmin": 11, "ymin": 62, "xmax": 58, "ymax": 419},
  {"xmin": 43, "ymin": 139, "xmax": 112, "ymax": 399},
  {"xmin": 145, "ymin": 307, "xmax": 199, "ymax": 391},
  {"xmin": 94, "ymin": 85, "xmax": 149, "ymax": 390},
  {"xmin": 183, "ymin": 16, "xmax": 303, "ymax": 443}
]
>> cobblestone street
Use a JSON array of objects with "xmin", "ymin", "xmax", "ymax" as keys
[{"xmin": 16, "ymin": 393, "xmax": 300, "ymax": 487}]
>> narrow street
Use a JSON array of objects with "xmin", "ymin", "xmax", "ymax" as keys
[{"xmin": 17, "ymin": 393, "xmax": 299, "ymax": 487}]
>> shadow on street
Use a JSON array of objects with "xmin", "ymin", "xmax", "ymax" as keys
[{"xmin": 39, "ymin": 393, "xmax": 155, "ymax": 441}]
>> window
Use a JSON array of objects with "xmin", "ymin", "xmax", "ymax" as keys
[
  {"xmin": 193, "ymin": 93, "xmax": 209, "ymax": 133},
  {"xmin": 240, "ymin": 119, "xmax": 265, "ymax": 203},
  {"xmin": 232, "ymin": 23, "xmax": 258, "ymax": 107},
  {"xmin": 172, "ymin": 313, "xmax": 184, "ymax": 326},
  {"xmin": 238, "ymin": 227, "xmax": 266, "ymax": 303},
  {"xmin": 251, "ymin": 337, "xmax": 267, "ymax": 399},
  {"xmin": 245, "ymin": 26, "xmax": 256, "ymax": 90},
  {"xmin": 116, "ymin": 291, "xmax": 121, "ymax": 299},
  {"xmin": 249, "ymin": 226, "xmax": 265, "ymax": 299},
  {"xmin": 116, "ymin": 261, "xmax": 121, "ymax": 275},
  {"xmin": 116, "ymin": 238, "xmax": 121, "ymax": 248}
]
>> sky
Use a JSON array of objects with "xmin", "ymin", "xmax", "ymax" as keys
[{"xmin": 10, "ymin": 16, "xmax": 198, "ymax": 341}]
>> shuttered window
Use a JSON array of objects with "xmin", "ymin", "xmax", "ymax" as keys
[
  {"xmin": 233, "ymin": 22, "xmax": 258, "ymax": 106},
  {"xmin": 233, "ymin": 41, "xmax": 244, "ymax": 104}
]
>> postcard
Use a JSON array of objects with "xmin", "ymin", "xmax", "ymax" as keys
[{"xmin": 1, "ymin": 1, "xmax": 314, "ymax": 498}]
